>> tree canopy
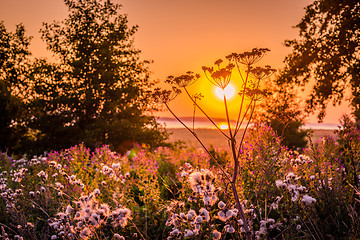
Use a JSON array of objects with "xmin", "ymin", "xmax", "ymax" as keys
[
  {"xmin": 279, "ymin": 0, "xmax": 360, "ymax": 121},
  {"xmin": 253, "ymin": 79, "xmax": 308, "ymax": 150},
  {"xmin": 0, "ymin": 0, "xmax": 168, "ymax": 154},
  {"xmin": 0, "ymin": 22, "xmax": 32, "ymax": 152}
]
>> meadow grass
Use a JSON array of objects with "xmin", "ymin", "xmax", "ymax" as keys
[{"xmin": 0, "ymin": 122, "xmax": 359, "ymax": 239}]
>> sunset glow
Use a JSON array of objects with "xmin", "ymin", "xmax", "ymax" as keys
[
  {"xmin": 214, "ymin": 84, "xmax": 236, "ymax": 100},
  {"xmin": 218, "ymin": 122, "xmax": 229, "ymax": 130}
]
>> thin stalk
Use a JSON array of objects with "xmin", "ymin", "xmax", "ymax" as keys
[
  {"xmin": 165, "ymin": 102, "xmax": 231, "ymax": 182},
  {"xmin": 223, "ymin": 93, "xmax": 234, "ymax": 139},
  {"xmin": 231, "ymin": 182, "xmax": 252, "ymax": 240},
  {"xmin": 192, "ymin": 101, "xmax": 196, "ymax": 132},
  {"xmin": 184, "ymin": 87, "xmax": 229, "ymax": 139},
  {"xmin": 234, "ymin": 96, "xmax": 254, "ymax": 136},
  {"xmin": 234, "ymin": 60, "xmax": 245, "ymax": 84},
  {"xmin": 237, "ymin": 101, "xmax": 257, "ymax": 158},
  {"xmin": 234, "ymin": 66, "xmax": 250, "ymax": 132},
  {"xmin": 254, "ymin": 140, "xmax": 283, "ymax": 207},
  {"xmin": 130, "ymin": 219, "xmax": 149, "ymax": 240},
  {"xmin": 235, "ymin": 77, "xmax": 261, "ymax": 136},
  {"xmin": 224, "ymin": 93, "xmax": 252, "ymax": 240}
]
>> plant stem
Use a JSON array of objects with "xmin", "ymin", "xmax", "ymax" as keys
[
  {"xmin": 165, "ymin": 102, "xmax": 231, "ymax": 182},
  {"xmin": 184, "ymin": 87, "xmax": 229, "ymax": 139},
  {"xmin": 224, "ymin": 93, "xmax": 252, "ymax": 239}
]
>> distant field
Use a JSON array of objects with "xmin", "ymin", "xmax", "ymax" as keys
[{"xmin": 166, "ymin": 128, "xmax": 337, "ymax": 150}]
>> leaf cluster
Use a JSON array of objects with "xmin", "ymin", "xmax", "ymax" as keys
[{"xmin": 280, "ymin": 0, "xmax": 360, "ymax": 120}]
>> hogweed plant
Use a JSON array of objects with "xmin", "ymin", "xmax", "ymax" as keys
[{"xmin": 154, "ymin": 48, "xmax": 276, "ymax": 239}]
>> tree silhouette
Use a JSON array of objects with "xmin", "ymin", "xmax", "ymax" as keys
[
  {"xmin": 0, "ymin": 22, "xmax": 32, "ymax": 152},
  {"xmin": 279, "ymin": 0, "xmax": 360, "ymax": 121},
  {"xmin": 253, "ymin": 79, "xmax": 308, "ymax": 150},
  {"xmin": 28, "ymin": 0, "xmax": 167, "ymax": 152}
]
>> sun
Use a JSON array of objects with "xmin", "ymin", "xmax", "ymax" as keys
[
  {"xmin": 215, "ymin": 84, "xmax": 236, "ymax": 100},
  {"xmin": 218, "ymin": 122, "xmax": 229, "ymax": 130}
]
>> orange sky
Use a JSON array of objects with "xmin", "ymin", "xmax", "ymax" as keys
[{"xmin": 0, "ymin": 0, "xmax": 351, "ymax": 124}]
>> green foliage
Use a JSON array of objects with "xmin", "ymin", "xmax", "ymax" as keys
[
  {"xmin": 335, "ymin": 115, "xmax": 360, "ymax": 189},
  {"xmin": 279, "ymin": 0, "xmax": 360, "ymax": 120},
  {"xmin": 254, "ymin": 79, "xmax": 308, "ymax": 150},
  {"xmin": 25, "ymin": 0, "xmax": 167, "ymax": 153},
  {"xmin": 1, "ymin": 124, "xmax": 360, "ymax": 239},
  {"xmin": 0, "ymin": 0, "xmax": 168, "ymax": 155}
]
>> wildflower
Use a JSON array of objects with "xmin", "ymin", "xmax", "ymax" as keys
[
  {"xmin": 218, "ymin": 209, "xmax": 232, "ymax": 222},
  {"xmin": 302, "ymin": 194, "xmax": 316, "ymax": 205},
  {"xmin": 187, "ymin": 210, "xmax": 196, "ymax": 220},
  {"xmin": 195, "ymin": 215, "xmax": 203, "ymax": 224},
  {"xmin": 212, "ymin": 230, "xmax": 221, "ymax": 240},
  {"xmin": 203, "ymin": 195, "xmax": 211, "ymax": 206},
  {"xmin": 80, "ymin": 227, "xmax": 91, "ymax": 238},
  {"xmin": 165, "ymin": 72, "xmax": 200, "ymax": 88},
  {"xmin": 285, "ymin": 172, "xmax": 298, "ymax": 180},
  {"xmin": 112, "ymin": 163, "xmax": 121, "ymax": 169},
  {"xmin": 113, "ymin": 234, "xmax": 125, "ymax": 240},
  {"xmin": 248, "ymin": 65, "xmax": 276, "ymax": 80},
  {"xmin": 51, "ymin": 235, "xmax": 57, "ymax": 240},
  {"xmin": 29, "ymin": 191, "xmax": 35, "ymax": 197},
  {"xmin": 226, "ymin": 210, "xmax": 234, "ymax": 219},
  {"xmin": 218, "ymin": 201, "xmax": 226, "ymax": 209},
  {"xmin": 65, "ymin": 205, "xmax": 74, "ymax": 215},
  {"xmin": 26, "ymin": 222, "xmax": 34, "ymax": 228},
  {"xmin": 153, "ymin": 87, "xmax": 181, "ymax": 103},
  {"xmin": 228, "ymin": 48, "xmax": 270, "ymax": 66},
  {"xmin": 270, "ymin": 196, "xmax": 283, "ymax": 210},
  {"xmin": 225, "ymin": 224, "xmax": 235, "ymax": 233},
  {"xmin": 218, "ymin": 210, "xmax": 226, "ymax": 221},
  {"xmin": 188, "ymin": 172, "xmax": 202, "ymax": 192},
  {"xmin": 275, "ymin": 180, "xmax": 286, "ymax": 188},
  {"xmin": 199, "ymin": 208, "xmax": 210, "ymax": 222},
  {"xmin": 94, "ymin": 189, "xmax": 100, "ymax": 195},
  {"xmin": 169, "ymin": 228, "xmax": 181, "ymax": 237},
  {"xmin": 296, "ymin": 224, "xmax": 301, "ymax": 230},
  {"xmin": 184, "ymin": 229, "xmax": 194, "ymax": 238},
  {"xmin": 40, "ymin": 186, "xmax": 46, "ymax": 193},
  {"xmin": 77, "ymin": 221, "xmax": 84, "ymax": 228},
  {"xmin": 205, "ymin": 65, "xmax": 234, "ymax": 90},
  {"xmin": 37, "ymin": 170, "xmax": 48, "ymax": 179},
  {"xmin": 194, "ymin": 223, "xmax": 201, "ymax": 232}
]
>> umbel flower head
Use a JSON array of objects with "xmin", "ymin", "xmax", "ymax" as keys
[
  {"xmin": 226, "ymin": 48, "xmax": 270, "ymax": 66},
  {"xmin": 239, "ymin": 87, "xmax": 271, "ymax": 101},
  {"xmin": 248, "ymin": 65, "xmax": 276, "ymax": 80},
  {"xmin": 202, "ymin": 62, "xmax": 235, "ymax": 90},
  {"xmin": 152, "ymin": 87, "xmax": 181, "ymax": 103},
  {"xmin": 165, "ymin": 71, "xmax": 200, "ymax": 88}
]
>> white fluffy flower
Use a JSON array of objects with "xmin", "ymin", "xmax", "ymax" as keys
[
  {"xmin": 199, "ymin": 208, "xmax": 210, "ymax": 222},
  {"xmin": 184, "ymin": 229, "xmax": 194, "ymax": 238},
  {"xmin": 218, "ymin": 201, "xmax": 226, "ymax": 209},
  {"xmin": 225, "ymin": 224, "xmax": 235, "ymax": 233},
  {"xmin": 302, "ymin": 194, "xmax": 316, "ymax": 205},
  {"xmin": 212, "ymin": 229, "xmax": 221, "ymax": 240}
]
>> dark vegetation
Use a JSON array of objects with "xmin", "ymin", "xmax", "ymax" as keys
[
  {"xmin": 0, "ymin": 0, "xmax": 360, "ymax": 239},
  {"xmin": 0, "ymin": 0, "xmax": 167, "ymax": 155}
]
